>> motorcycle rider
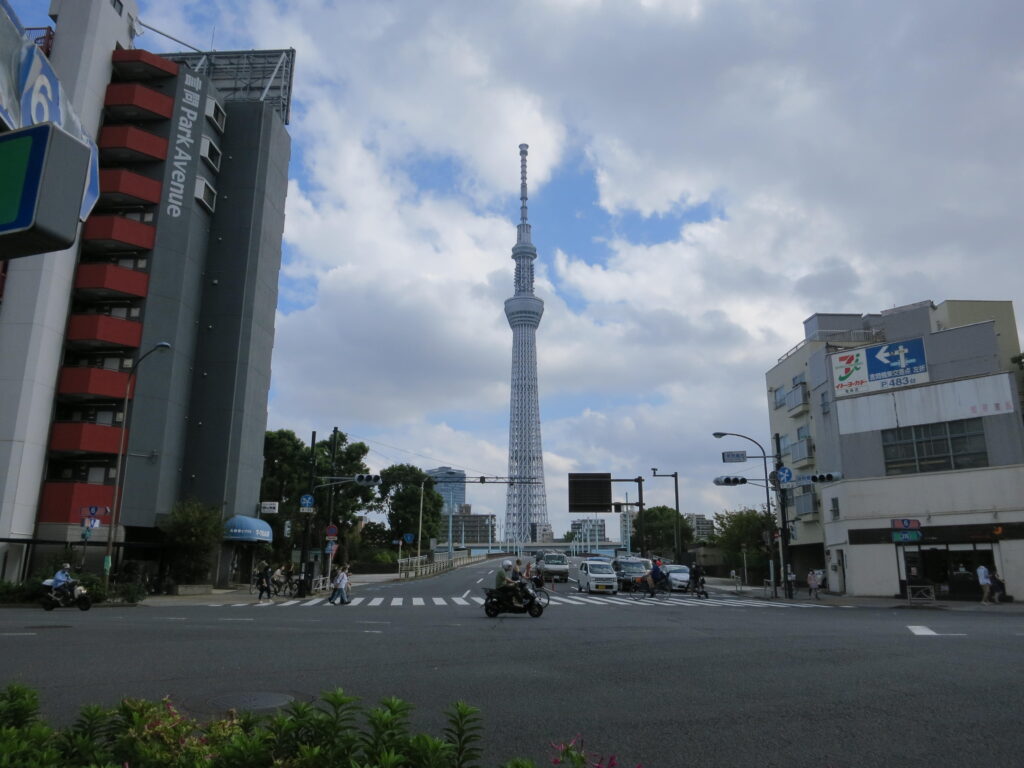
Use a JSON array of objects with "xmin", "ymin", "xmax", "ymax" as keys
[
  {"xmin": 52, "ymin": 563, "xmax": 73, "ymax": 601},
  {"xmin": 496, "ymin": 559, "xmax": 523, "ymax": 606}
]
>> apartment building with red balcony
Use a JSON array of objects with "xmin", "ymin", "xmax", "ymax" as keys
[{"xmin": 0, "ymin": 0, "xmax": 293, "ymax": 586}]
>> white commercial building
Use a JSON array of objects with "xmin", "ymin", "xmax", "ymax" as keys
[{"xmin": 767, "ymin": 300, "xmax": 1024, "ymax": 599}]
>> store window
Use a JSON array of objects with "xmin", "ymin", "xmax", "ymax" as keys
[{"xmin": 882, "ymin": 418, "xmax": 988, "ymax": 475}]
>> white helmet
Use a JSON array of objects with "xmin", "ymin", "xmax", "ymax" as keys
[
  {"xmin": 62, "ymin": 563, "xmax": 71, "ymax": 569},
  {"xmin": 502, "ymin": 559, "xmax": 512, "ymax": 571}
]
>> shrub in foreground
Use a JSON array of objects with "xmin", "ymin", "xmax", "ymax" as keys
[{"xmin": 0, "ymin": 683, "xmax": 636, "ymax": 768}]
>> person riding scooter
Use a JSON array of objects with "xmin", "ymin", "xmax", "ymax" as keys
[
  {"xmin": 52, "ymin": 563, "xmax": 73, "ymax": 601},
  {"xmin": 496, "ymin": 559, "xmax": 523, "ymax": 606}
]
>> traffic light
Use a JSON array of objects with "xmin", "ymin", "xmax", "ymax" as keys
[
  {"xmin": 354, "ymin": 473, "xmax": 381, "ymax": 486},
  {"xmin": 713, "ymin": 476, "xmax": 748, "ymax": 486},
  {"xmin": 810, "ymin": 472, "xmax": 843, "ymax": 483}
]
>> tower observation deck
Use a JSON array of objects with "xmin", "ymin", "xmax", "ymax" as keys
[{"xmin": 504, "ymin": 144, "xmax": 549, "ymax": 544}]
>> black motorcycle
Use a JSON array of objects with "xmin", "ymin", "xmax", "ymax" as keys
[
  {"xmin": 41, "ymin": 579, "xmax": 92, "ymax": 611},
  {"xmin": 483, "ymin": 582, "xmax": 544, "ymax": 618}
]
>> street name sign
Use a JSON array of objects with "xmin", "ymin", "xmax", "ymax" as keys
[
  {"xmin": 721, "ymin": 451, "xmax": 747, "ymax": 463},
  {"xmin": 260, "ymin": 501, "xmax": 279, "ymax": 515},
  {"xmin": 892, "ymin": 531, "xmax": 923, "ymax": 543}
]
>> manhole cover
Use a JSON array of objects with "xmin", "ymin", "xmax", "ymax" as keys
[{"xmin": 207, "ymin": 692, "xmax": 296, "ymax": 712}]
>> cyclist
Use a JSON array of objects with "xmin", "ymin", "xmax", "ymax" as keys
[{"xmin": 646, "ymin": 558, "xmax": 667, "ymax": 596}]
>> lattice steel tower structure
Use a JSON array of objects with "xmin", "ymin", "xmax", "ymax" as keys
[{"xmin": 504, "ymin": 144, "xmax": 550, "ymax": 544}]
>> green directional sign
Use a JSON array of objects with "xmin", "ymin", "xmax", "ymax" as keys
[
  {"xmin": 0, "ymin": 123, "xmax": 91, "ymax": 259},
  {"xmin": 892, "ymin": 531, "xmax": 922, "ymax": 543}
]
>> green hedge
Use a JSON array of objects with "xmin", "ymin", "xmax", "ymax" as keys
[{"xmin": 0, "ymin": 684, "xmax": 625, "ymax": 768}]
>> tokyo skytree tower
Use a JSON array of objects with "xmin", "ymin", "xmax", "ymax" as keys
[{"xmin": 504, "ymin": 144, "xmax": 549, "ymax": 544}]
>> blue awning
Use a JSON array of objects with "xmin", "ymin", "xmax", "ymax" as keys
[{"xmin": 224, "ymin": 515, "xmax": 273, "ymax": 543}]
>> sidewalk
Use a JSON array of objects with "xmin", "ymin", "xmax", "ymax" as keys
[
  {"xmin": 138, "ymin": 572, "xmax": 398, "ymax": 607},
  {"xmin": 706, "ymin": 577, "xmax": 1022, "ymax": 613}
]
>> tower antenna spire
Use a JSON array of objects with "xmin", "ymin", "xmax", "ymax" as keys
[{"xmin": 518, "ymin": 143, "xmax": 531, "ymax": 244}]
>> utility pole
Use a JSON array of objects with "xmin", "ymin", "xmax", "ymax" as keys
[
  {"xmin": 297, "ymin": 429, "xmax": 316, "ymax": 598},
  {"xmin": 636, "ymin": 476, "xmax": 646, "ymax": 558},
  {"xmin": 774, "ymin": 432, "xmax": 793, "ymax": 598}
]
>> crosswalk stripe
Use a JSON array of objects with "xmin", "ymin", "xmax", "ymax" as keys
[
  {"xmin": 412, "ymin": 597, "xmax": 425, "ymax": 606},
  {"xmin": 471, "ymin": 597, "xmax": 484, "ymax": 605},
  {"xmin": 303, "ymin": 597, "xmax": 326, "ymax": 606},
  {"xmin": 279, "ymin": 600, "xmax": 300, "ymax": 606},
  {"xmin": 391, "ymin": 598, "xmax": 404, "ymax": 607},
  {"xmin": 368, "ymin": 597, "xmax": 384, "ymax": 607},
  {"xmin": 432, "ymin": 597, "xmax": 446, "ymax": 605},
  {"xmin": 254, "ymin": 601, "xmax": 272, "ymax": 607},
  {"xmin": 348, "ymin": 597, "xmax": 365, "ymax": 606},
  {"xmin": 231, "ymin": 603, "xmax": 249, "ymax": 607},
  {"xmin": 451, "ymin": 597, "xmax": 469, "ymax": 606}
]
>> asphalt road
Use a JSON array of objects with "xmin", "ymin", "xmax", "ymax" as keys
[{"xmin": 3, "ymin": 559, "xmax": 1023, "ymax": 767}]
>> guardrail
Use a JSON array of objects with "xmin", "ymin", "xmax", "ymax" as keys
[{"xmin": 398, "ymin": 552, "xmax": 486, "ymax": 579}]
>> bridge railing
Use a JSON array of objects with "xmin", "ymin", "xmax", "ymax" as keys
[{"xmin": 397, "ymin": 551, "xmax": 485, "ymax": 579}]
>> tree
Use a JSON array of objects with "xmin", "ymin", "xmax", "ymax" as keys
[
  {"xmin": 712, "ymin": 506, "xmax": 776, "ymax": 580},
  {"xmin": 378, "ymin": 464, "xmax": 443, "ymax": 551},
  {"xmin": 159, "ymin": 499, "xmax": 223, "ymax": 583},
  {"xmin": 634, "ymin": 505, "xmax": 694, "ymax": 559}
]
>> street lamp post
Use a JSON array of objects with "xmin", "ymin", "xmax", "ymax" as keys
[
  {"xmin": 651, "ymin": 468, "xmax": 681, "ymax": 562},
  {"xmin": 417, "ymin": 478, "xmax": 427, "ymax": 561},
  {"xmin": 103, "ymin": 341, "xmax": 171, "ymax": 591},
  {"xmin": 713, "ymin": 431, "xmax": 786, "ymax": 597}
]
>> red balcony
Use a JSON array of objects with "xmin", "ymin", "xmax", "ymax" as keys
[
  {"xmin": 99, "ymin": 169, "xmax": 162, "ymax": 207},
  {"xmin": 111, "ymin": 49, "xmax": 179, "ymax": 81},
  {"xmin": 58, "ymin": 367, "xmax": 132, "ymax": 400},
  {"xmin": 50, "ymin": 422, "xmax": 125, "ymax": 455},
  {"xmin": 66, "ymin": 314, "xmax": 142, "ymax": 349},
  {"xmin": 39, "ymin": 482, "xmax": 114, "ymax": 525},
  {"xmin": 98, "ymin": 125, "xmax": 168, "ymax": 163},
  {"xmin": 82, "ymin": 215, "xmax": 155, "ymax": 252},
  {"xmin": 104, "ymin": 82, "xmax": 174, "ymax": 121},
  {"xmin": 75, "ymin": 263, "xmax": 149, "ymax": 299}
]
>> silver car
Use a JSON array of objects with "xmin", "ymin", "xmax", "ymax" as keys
[
  {"xmin": 577, "ymin": 559, "xmax": 618, "ymax": 594},
  {"xmin": 664, "ymin": 564, "xmax": 691, "ymax": 591}
]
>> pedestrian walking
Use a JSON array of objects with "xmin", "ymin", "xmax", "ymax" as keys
[
  {"xmin": 807, "ymin": 570, "xmax": 820, "ymax": 599},
  {"xmin": 977, "ymin": 563, "xmax": 993, "ymax": 604},
  {"xmin": 256, "ymin": 561, "xmax": 273, "ymax": 601},
  {"xmin": 327, "ymin": 567, "xmax": 346, "ymax": 605}
]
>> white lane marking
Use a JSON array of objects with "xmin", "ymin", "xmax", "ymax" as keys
[
  {"xmin": 461, "ymin": 589, "xmax": 470, "ymax": 599},
  {"xmin": 279, "ymin": 600, "xmax": 300, "ymax": 606},
  {"xmin": 368, "ymin": 597, "xmax": 384, "ymax": 607},
  {"xmin": 432, "ymin": 597, "xmax": 447, "ymax": 605},
  {"xmin": 0, "ymin": 632, "xmax": 37, "ymax": 636},
  {"xmin": 553, "ymin": 596, "xmax": 588, "ymax": 605},
  {"xmin": 157, "ymin": 617, "xmax": 187, "ymax": 621},
  {"xmin": 348, "ymin": 597, "xmax": 365, "ymax": 606},
  {"xmin": 476, "ymin": 578, "xmax": 483, "ymax": 584},
  {"xmin": 364, "ymin": 630, "xmax": 382, "ymax": 634},
  {"xmin": 391, "ymin": 598, "xmax": 404, "ymax": 607},
  {"xmin": 908, "ymin": 626, "xmax": 937, "ymax": 636},
  {"xmin": 412, "ymin": 597, "xmax": 425, "ymax": 606},
  {"xmin": 573, "ymin": 596, "xmax": 610, "ymax": 605},
  {"xmin": 451, "ymin": 597, "xmax": 469, "ymax": 606},
  {"xmin": 303, "ymin": 598, "xmax": 326, "ymax": 606},
  {"xmin": 219, "ymin": 618, "xmax": 254, "ymax": 622},
  {"xmin": 547, "ymin": 597, "xmax": 575, "ymax": 605},
  {"xmin": 471, "ymin": 596, "xmax": 485, "ymax": 605},
  {"xmin": 231, "ymin": 603, "xmax": 249, "ymax": 607},
  {"xmin": 839, "ymin": 606, "xmax": 855, "ymax": 608}
]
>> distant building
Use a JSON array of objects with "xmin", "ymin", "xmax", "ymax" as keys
[
  {"xmin": 530, "ymin": 522, "xmax": 554, "ymax": 543},
  {"xmin": 618, "ymin": 508, "xmax": 637, "ymax": 547},
  {"xmin": 687, "ymin": 514, "xmax": 714, "ymax": 542},
  {"xmin": 571, "ymin": 518, "xmax": 606, "ymax": 542},
  {"xmin": 426, "ymin": 467, "xmax": 466, "ymax": 517},
  {"xmin": 443, "ymin": 513, "xmax": 496, "ymax": 545},
  {"xmin": 767, "ymin": 299, "xmax": 1024, "ymax": 599}
]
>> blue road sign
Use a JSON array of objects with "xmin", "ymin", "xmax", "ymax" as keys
[
  {"xmin": 866, "ymin": 337, "xmax": 928, "ymax": 385},
  {"xmin": 403, "ymin": 533, "xmax": 415, "ymax": 544},
  {"xmin": 776, "ymin": 467, "xmax": 793, "ymax": 484},
  {"xmin": 299, "ymin": 494, "xmax": 314, "ymax": 508}
]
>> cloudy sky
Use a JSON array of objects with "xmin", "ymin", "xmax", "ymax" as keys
[{"xmin": 15, "ymin": 0, "xmax": 1024, "ymax": 538}]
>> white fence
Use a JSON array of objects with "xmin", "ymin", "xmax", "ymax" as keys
[{"xmin": 397, "ymin": 551, "xmax": 486, "ymax": 579}]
